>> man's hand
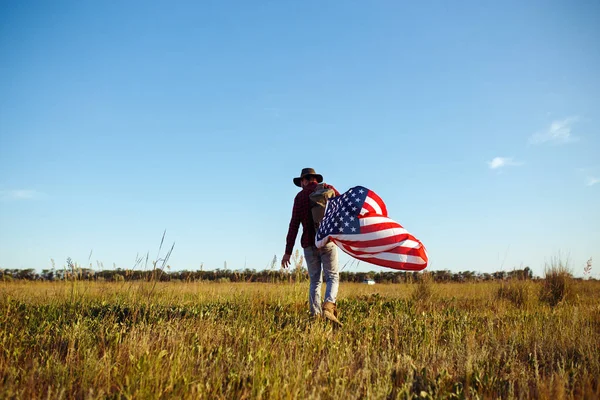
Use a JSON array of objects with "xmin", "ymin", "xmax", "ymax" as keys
[{"xmin": 281, "ymin": 254, "xmax": 291, "ymax": 269}]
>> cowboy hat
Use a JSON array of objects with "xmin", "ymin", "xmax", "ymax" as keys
[{"xmin": 293, "ymin": 168, "xmax": 323, "ymax": 187}]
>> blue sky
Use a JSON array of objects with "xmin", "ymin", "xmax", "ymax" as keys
[{"xmin": 1, "ymin": 1, "xmax": 598, "ymax": 277}]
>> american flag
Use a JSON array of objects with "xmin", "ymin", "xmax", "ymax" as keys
[{"xmin": 315, "ymin": 186, "xmax": 428, "ymax": 271}]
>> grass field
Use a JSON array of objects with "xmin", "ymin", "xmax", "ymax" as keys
[{"xmin": 1, "ymin": 279, "xmax": 599, "ymax": 399}]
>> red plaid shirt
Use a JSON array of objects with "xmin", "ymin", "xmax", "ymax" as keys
[{"xmin": 285, "ymin": 182, "xmax": 339, "ymax": 255}]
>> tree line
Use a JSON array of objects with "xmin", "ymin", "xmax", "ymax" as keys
[{"xmin": 0, "ymin": 265, "xmax": 537, "ymax": 283}]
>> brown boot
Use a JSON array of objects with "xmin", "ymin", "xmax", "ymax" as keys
[{"xmin": 322, "ymin": 302, "xmax": 343, "ymax": 327}]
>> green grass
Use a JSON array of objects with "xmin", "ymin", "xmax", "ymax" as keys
[{"xmin": 1, "ymin": 280, "xmax": 599, "ymax": 399}]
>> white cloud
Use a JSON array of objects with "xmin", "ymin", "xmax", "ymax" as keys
[
  {"xmin": 488, "ymin": 157, "xmax": 522, "ymax": 170},
  {"xmin": 530, "ymin": 117, "xmax": 579, "ymax": 145},
  {"xmin": 0, "ymin": 189, "xmax": 44, "ymax": 200},
  {"xmin": 586, "ymin": 177, "xmax": 600, "ymax": 187}
]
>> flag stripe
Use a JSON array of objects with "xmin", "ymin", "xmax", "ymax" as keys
[
  {"xmin": 342, "ymin": 239, "xmax": 422, "ymax": 254},
  {"xmin": 340, "ymin": 248, "xmax": 426, "ymax": 264},
  {"xmin": 338, "ymin": 243, "xmax": 426, "ymax": 258},
  {"xmin": 367, "ymin": 190, "xmax": 387, "ymax": 216},
  {"xmin": 328, "ymin": 229, "xmax": 409, "ymax": 245},
  {"xmin": 364, "ymin": 196, "xmax": 383, "ymax": 215},
  {"xmin": 359, "ymin": 216, "xmax": 401, "ymax": 226},
  {"xmin": 359, "ymin": 220, "xmax": 404, "ymax": 234}
]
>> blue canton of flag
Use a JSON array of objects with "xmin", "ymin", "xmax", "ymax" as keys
[{"xmin": 316, "ymin": 187, "xmax": 368, "ymax": 242}]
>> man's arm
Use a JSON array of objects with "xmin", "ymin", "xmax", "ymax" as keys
[{"xmin": 282, "ymin": 195, "xmax": 301, "ymax": 268}]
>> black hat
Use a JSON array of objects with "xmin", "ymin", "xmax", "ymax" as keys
[{"xmin": 293, "ymin": 168, "xmax": 324, "ymax": 187}]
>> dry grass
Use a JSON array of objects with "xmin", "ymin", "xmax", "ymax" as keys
[
  {"xmin": 411, "ymin": 271, "xmax": 435, "ymax": 303},
  {"xmin": 1, "ymin": 280, "xmax": 599, "ymax": 399},
  {"xmin": 540, "ymin": 257, "xmax": 574, "ymax": 307},
  {"xmin": 496, "ymin": 280, "xmax": 536, "ymax": 309}
]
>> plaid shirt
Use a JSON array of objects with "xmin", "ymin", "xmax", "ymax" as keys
[{"xmin": 285, "ymin": 182, "xmax": 339, "ymax": 255}]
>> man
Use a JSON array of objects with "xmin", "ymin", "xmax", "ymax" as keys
[{"xmin": 282, "ymin": 168, "xmax": 341, "ymax": 324}]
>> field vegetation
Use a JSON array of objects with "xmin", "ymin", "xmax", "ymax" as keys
[{"xmin": 1, "ymin": 273, "xmax": 599, "ymax": 399}]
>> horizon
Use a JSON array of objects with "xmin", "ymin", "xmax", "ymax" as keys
[{"xmin": 0, "ymin": 242, "xmax": 593, "ymax": 280}]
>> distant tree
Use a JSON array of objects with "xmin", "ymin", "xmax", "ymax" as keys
[
  {"xmin": 17, "ymin": 269, "xmax": 38, "ymax": 280},
  {"xmin": 433, "ymin": 270, "xmax": 452, "ymax": 282},
  {"xmin": 41, "ymin": 269, "xmax": 54, "ymax": 281},
  {"xmin": 493, "ymin": 271, "xmax": 506, "ymax": 280}
]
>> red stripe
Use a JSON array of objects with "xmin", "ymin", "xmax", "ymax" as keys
[
  {"xmin": 370, "ymin": 258, "xmax": 426, "ymax": 271},
  {"xmin": 361, "ymin": 201, "xmax": 377, "ymax": 215},
  {"xmin": 359, "ymin": 220, "xmax": 404, "ymax": 234},
  {"xmin": 367, "ymin": 191, "xmax": 387, "ymax": 217}
]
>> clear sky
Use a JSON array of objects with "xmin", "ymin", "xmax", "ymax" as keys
[{"xmin": 1, "ymin": 1, "xmax": 598, "ymax": 277}]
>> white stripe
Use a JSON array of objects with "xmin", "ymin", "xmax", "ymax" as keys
[
  {"xmin": 366, "ymin": 253, "xmax": 426, "ymax": 264},
  {"xmin": 359, "ymin": 216, "xmax": 401, "ymax": 227},
  {"xmin": 364, "ymin": 196, "xmax": 383, "ymax": 215},
  {"xmin": 328, "ymin": 227, "xmax": 409, "ymax": 242},
  {"xmin": 315, "ymin": 236, "xmax": 329, "ymax": 248}
]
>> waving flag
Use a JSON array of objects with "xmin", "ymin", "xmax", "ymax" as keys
[{"xmin": 315, "ymin": 186, "xmax": 428, "ymax": 271}]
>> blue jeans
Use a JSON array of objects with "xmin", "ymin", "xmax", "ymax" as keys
[{"xmin": 304, "ymin": 242, "xmax": 339, "ymax": 316}]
